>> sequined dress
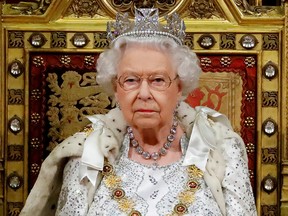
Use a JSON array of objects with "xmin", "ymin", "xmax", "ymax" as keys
[{"xmin": 56, "ymin": 134, "xmax": 256, "ymax": 216}]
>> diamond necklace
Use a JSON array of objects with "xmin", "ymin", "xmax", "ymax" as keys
[{"xmin": 127, "ymin": 119, "xmax": 178, "ymax": 161}]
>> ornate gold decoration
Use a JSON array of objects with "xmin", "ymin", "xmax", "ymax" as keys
[
  {"xmin": 32, "ymin": 56, "xmax": 44, "ymax": 67},
  {"xmin": 81, "ymin": 124, "xmax": 94, "ymax": 136},
  {"xmin": 8, "ymin": 32, "xmax": 24, "ymax": 48},
  {"xmin": 245, "ymin": 90, "xmax": 255, "ymax": 101},
  {"xmin": 244, "ymin": 57, "xmax": 256, "ymax": 68},
  {"xmin": 246, "ymin": 143, "xmax": 255, "ymax": 153},
  {"xmin": 84, "ymin": 55, "xmax": 95, "ymax": 66},
  {"xmin": 30, "ymin": 138, "xmax": 40, "ymax": 149},
  {"xmin": 220, "ymin": 56, "xmax": 232, "ymax": 67},
  {"xmin": 197, "ymin": 34, "xmax": 216, "ymax": 49},
  {"xmin": 8, "ymin": 60, "xmax": 24, "ymax": 78},
  {"xmin": 102, "ymin": 160, "xmax": 203, "ymax": 215},
  {"xmin": 31, "ymin": 163, "xmax": 40, "ymax": 174},
  {"xmin": 199, "ymin": 57, "xmax": 212, "ymax": 68},
  {"xmin": 234, "ymin": 0, "xmax": 275, "ymax": 16},
  {"xmin": 60, "ymin": 55, "xmax": 71, "ymax": 65},
  {"xmin": 188, "ymin": 0, "xmax": 224, "ymax": 19},
  {"xmin": 65, "ymin": 0, "xmax": 101, "ymax": 17},
  {"xmin": 262, "ymin": 148, "xmax": 278, "ymax": 164},
  {"xmin": 244, "ymin": 116, "xmax": 255, "ymax": 127},
  {"xmin": 263, "ymin": 61, "xmax": 278, "ymax": 80},
  {"xmin": 46, "ymin": 71, "xmax": 110, "ymax": 150},
  {"xmin": 94, "ymin": 32, "xmax": 110, "ymax": 48},
  {"xmin": 7, "ymin": 202, "xmax": 23, "ymax": 216},
  {"xmin": 8, "ymin": 115, "xmax": 23, "ymax": 135},
  {"xmin": 7, "ymin": 145, "xmax": 24, "ymax": 161},
  {"xmin": 104, "ymin": 0, "xmax": 177, "ymax": 17},
  {"xmin": 184, "ymin": 33, "xmax": 194, "ymax": 49},
  {"xmin": 51, "ymin": 32, "xmax": 67, "ymax": 48},
  {"xmin": 262, "ymin": 175, "xmax": 277, "ymax": 194},
  {"xmin": 31, "ymin": 89, "xmax": 41, "ymax": 100},
  {"xmin": 286, "ymin": 1, "xmax": 288, "ymax": 160},
  {"xmin": 240, "ymin": 34, "xmax": 258, "ymax": 49},
  {"xmin": 71, "ymin": 33, "xmax": 90, "ymax": 48},
  {"xmin": 30, "ymin": 113, "xmax": 41, "ymax": 124},
  {"xmin": 111, "ymin": 0, "xmax": 175, "ymax": 9},
  {"xmin": 220, "ymin": 33, "xmax": 236, "ymax": 50},
  {"xmin": 262, "ymin": 34, "xmax": 279, "ymax": 50},
  {"xmin": 8, "ymin": 89, "xmax": 24, "ymax": 105},
  {"xmin": 7, "ymin": 172, "xmax": 23, "ymax": 190},
  {"xmin": 261, "ymin": 205, "xmax": 277, "ymax": 215},
  {"xmin": 28, "ymin": 33, "xmax": 47, "ymax": 48},
  {"xmin": 262, "ymin": 118, "xmax": 277, "ymax": 137},
  {"xmin": 262, "ymin": 91, "xmax": 278, "ymax": 107},
  {"xmin": 4, "ymin": 0, "xmax": 52, "ymax": 15}
]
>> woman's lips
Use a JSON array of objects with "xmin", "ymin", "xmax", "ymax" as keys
[{"xmin": 137, "ymin": 109, "xmax": 155, "ymax": 113}]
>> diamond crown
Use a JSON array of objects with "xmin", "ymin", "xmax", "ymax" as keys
[{"xmin": 107, "ymin": 8, "xmax": 186, "ymax": 45}]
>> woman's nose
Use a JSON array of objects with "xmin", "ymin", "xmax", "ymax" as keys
[{"xmin": 137, "ymin": 79, "xmax": 152, "ymax": 100}]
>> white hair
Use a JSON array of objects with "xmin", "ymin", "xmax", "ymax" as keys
[{"xmin": 96, "ymin": 36, "xmax": 202, "ymax": 98}]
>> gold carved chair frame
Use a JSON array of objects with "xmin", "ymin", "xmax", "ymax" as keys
[{"xmin": 1, "ymin": 0, "xmax": 288, "ymax": 215}]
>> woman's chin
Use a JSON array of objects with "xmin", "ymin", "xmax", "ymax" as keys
[{"xmin": 132, "ymin": 118, "xmax": 160, "ymax": 129}]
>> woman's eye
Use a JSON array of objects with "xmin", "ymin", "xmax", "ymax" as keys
[
  {"xmin": 124, "ymin": 77, "xmax": 139, "ymax": 84},
  {"xmin": 151, "ymin": 77, "xmax": 166, "ymax": 85}
]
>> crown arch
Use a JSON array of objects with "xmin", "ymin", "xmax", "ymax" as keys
[{"xmin": 0, "ymin": 0, "xmax": 287, "ymax": 215}]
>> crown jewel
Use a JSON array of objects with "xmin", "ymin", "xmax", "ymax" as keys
[{"xmin": 107, "ymin": 8, "xmax": 186, "ymax": 45}]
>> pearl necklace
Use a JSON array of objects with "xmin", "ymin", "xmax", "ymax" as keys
[{"xmin": 126, "ymin": 119, "xmax": 178, "ymax": 161}]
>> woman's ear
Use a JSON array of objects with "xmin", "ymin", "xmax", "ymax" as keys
[
  {"xmin": 177, "ymin": 80, "xmax": 183, "ymax": 99},
  {"xmin": 112, "ymin": 77, "xmax": 117, "ymax": 92}
]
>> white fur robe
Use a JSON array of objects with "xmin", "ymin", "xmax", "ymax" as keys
[{"xmin": 20, "ymin": 102, "xmax": 251, "ymax": 216}]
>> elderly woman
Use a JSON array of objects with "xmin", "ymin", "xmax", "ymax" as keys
[{"xmin": 20, "ymin": 8, "xmax": 257, "ymax": 216}]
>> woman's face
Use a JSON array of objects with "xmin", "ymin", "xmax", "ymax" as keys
[{"xmin": 115, "ymin": 45, "xmax": 182, "ymax": 130}]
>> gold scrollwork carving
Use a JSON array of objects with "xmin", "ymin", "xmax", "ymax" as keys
[
  {"xmin": 51, "ymin": 32, "xmax": 67, "ymax": 48},
  {"xmin": 234, "ymin": 0, "xmax": 275, "ymax": 16},
  {"xmin": 8, "ymin": 89, "xmax": 24, "ymax": 105},
  {"xmin": 262, "ymin": 34, "xmax": 279, "ymax": 50},
  {"xmin": 262, "ymin": 91, "xmax": 278, "ymax": 107},
  {"xmin": 66, "ymin": 0, "xmax": 101, "ymax": 17},
  {"xmin": 109, "ymin": 0, "xmax": 176, "ymax": 17},
  {"xmin": 7, "ymin": 0, "xmax": 52, "ymax": 15},
  {"xmin": 188, "ymin": 0, "xmax": 223, "ymax": 19},
  {"xmin": 220, "ymin": 33, "xmax": 236, "ymax": 50},
  {"xmin": 8, "ymin": 32, "xmax": 24, "ymax": 48},
  {"xmin": 262, "ymin": 148, "xmax": 278, "ymax": 164},
  {"xmin": 261, "ymin": 205, "xmax": 277, "ymax": 216},
  {"xmin": 7, "ymin": 145, "xmax": 24, "ymax": 161},
  {"xmin": 94, "ymin": 0, "xmax": 189, "ymax": 18}
]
